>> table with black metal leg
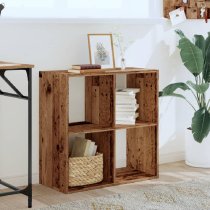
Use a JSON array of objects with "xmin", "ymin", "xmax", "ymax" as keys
[{"xmin": 0, "ymin": 61, "xmax": 34, "ymax": 208}]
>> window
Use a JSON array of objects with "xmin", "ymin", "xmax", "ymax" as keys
[{"xmin": 2, "ymin": 0, "xmax": 160, "ymax": 19}]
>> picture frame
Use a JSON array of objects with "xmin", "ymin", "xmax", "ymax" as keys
[{"xmin": 88, "ymin": 34, "xmax": 115, "ymax": 69}]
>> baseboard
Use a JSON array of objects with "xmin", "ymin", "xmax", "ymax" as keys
[
  {"xmin": 0, "ymin": 152, "xmax": 184, "ymax": 189},
  {"xmin": 159, "ymin": 151, "xmax": 185, "ymax": 164},
  {"xmin": 0, "ymin": 173, "xmax": 39, "ymax": 189}
]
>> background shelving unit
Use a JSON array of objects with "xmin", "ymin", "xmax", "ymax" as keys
[
  {"xmin": 39, "ymin": 68, "xmax": 159, "ymax": 193},
  {"xmin": 164, "ymin": 0, "xmax": 210, "ymax": 19}
]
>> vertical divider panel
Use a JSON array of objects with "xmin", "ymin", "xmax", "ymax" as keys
[
  {"xmin": 39, "ymin": 72, "xmax": 53, "ymax": 187},
  {"xmin": 86, "ymin": 131, "xmax": 115, "ymax": 183}
]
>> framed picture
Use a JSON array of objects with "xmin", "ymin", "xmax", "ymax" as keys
[{"xmin": 88, "ymin": 34, "xmax": 115, "ymax": 69}]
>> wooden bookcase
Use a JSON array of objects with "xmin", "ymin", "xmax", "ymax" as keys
[
  {"xmin": 164, "ymin": 0, "xmax": 210, "ymax": 19},
  {"xmin": 39, "ymin": 68, "xmax": 159, "ymax": 193}
]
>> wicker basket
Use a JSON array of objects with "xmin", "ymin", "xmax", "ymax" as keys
[{"xmin": 69, "ymin": 153, "xmax": 103, "ymax": 187}]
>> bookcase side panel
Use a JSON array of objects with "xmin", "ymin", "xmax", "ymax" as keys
[
  {"xmin": 39, "ymin": 72, "xmax": 54, "ymax": 187},
  {"xmin": 39, "ymin": 72, "xmax": 69, "ymax": 193},
  {"xmin": 53, "ymin": 73, "xmax": 69, "ymax": 193}
]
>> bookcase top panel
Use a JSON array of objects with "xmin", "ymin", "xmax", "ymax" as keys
[
  {"xmin": 0, "ymin": 61, "xmax": 34, "ymax": 70},
  {"xmin": 40, "ymin": 68, "xmax": 158, "ymax": 77}
]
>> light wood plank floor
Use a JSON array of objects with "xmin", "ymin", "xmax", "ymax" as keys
[{"xmin": 1, "ymin": 161, "xmax": 210, "ymax": 210}]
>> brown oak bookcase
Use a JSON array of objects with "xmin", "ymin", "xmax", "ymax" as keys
[{"xmin": 39, "ymin": 68, "xmax": 159, "ymax": 193}]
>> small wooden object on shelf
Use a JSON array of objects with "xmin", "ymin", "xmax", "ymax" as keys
[{"xmin": 39, "ymin": 67, "xmax": 159, "ymax": 193}]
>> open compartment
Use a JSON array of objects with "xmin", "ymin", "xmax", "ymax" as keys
[
  {"xmin": 68, "ymin": 130, "xmax": 115, "ymax": 192},
  {"xmin": 115, "ymin": 126, "xmax": 158, "ymax": 184},
  {"xmin": 69, "ymin": 75, "xmax": 115, "ymax": 133},
  {"xmin": 127, "ymin": 72, "xmax": 158, "ymax": 124}
]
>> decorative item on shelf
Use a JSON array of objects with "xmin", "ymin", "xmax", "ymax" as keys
[
  {"xmin": 120, "ymin": 58, "xmax": 126, "ymax": 70},
  {"xmin": 0, "ymin": 3, "xmax": 4, "ymax": 15},
  {"xmin": 68, "ymin": 137, "xmax": 103, "ymax": 187},
  {"xmin": 68, "ymin": 64, "xmax": 101, "ymax": 73},
  {"xmin": 160, "ymin": 29, "xmax": 210, "ymax": 168},
  {"xmin": 70, "ymin": 137, "xmax": 98, "ymax": 157},
  {"xmin": 200, "ymin": 2, "xmax": 208, "ymax": 23},
  {"xmin": 112, "ymin": 32, "xmax": 130, "ymax": 70},
  {"xmin": 72, "ymin": 64, "xmax": 101, "ymax": 70},
  {"xmin": 69, "ymin": 153, "xmax": 103, "ymax": 187},
  {"xmin": 88, "ymin": 34, "xmax": 115, "ymax": 69},
  {"xmin": 169, "ymin": 7, "xmax": 187, "ymax": 26}
]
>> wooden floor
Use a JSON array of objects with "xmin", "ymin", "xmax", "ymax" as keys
[{"xmin": 1, "ymin": 161, "xmax": 210, "ymax": 210}]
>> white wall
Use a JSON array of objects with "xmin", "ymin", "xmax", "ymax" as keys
[{"xmin": 0, "ymin": 19, "xmax": 209, "ymax": 186}]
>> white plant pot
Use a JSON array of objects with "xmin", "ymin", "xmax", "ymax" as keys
[{"xmin": 185, "ymin": 129, "xmax": 210, "ymax": 168}]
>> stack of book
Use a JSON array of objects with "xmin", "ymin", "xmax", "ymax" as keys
[
  {"xmin": 115, "ymin": 88, "xmax": 140, "ymax": 125},
  {"xmin": 70, "ymin": 137, "xmax": 98, "ymax": 157},
  {"xmin": 68, "ymin": 64, "xmax": 101, "ymax": 73}
]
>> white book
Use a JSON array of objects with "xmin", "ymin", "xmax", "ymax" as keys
[
  {"xmin": 116, "ymin": 114, "xmax": 139, "ymax": 122},
  {"xmin": 92, "ymin": 145, "xmax": 98, "ymax": 156},
  {"xmin": 116, "ymin": 120, "xmax": 136, "ymax": 125},
  {"xmin": 116, "ymin": 117, "xmax": 135, "ymax": 121},
  {"xmin": 116, "ymin": 112, "xmax": 139, "ymax": 118},
  {"xmin": 85, "ymin": 141, "xmax": 95, "ymax": 157},
  {"xmin": 116, "ymin": 88, "xmax": 140, "ymax": 95},
  {"xmin": 116, "ymin": 99, "xmax": 137, "ymax": 105},
  {"xmin": 116, "ymin": 107, "xmax": 139, "ymax": 112},
  {"xmin": 116, "ymin": 104, "xmax": 139, "ymax": 109},
  {"xmin": 116, "ymin": 95, "xmax": 136, "ymax": 100}
]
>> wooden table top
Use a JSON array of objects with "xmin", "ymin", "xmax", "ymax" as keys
[{"xmin": 0, "ymin": 61, "xmax": 34, "ymax": 70}]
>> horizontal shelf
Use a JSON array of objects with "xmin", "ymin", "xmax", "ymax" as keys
[
  {"xmin": 68, "ymin": 121, "xmax": 157, "ymax": 134},
  {"xmin": 115, "ymin": 167, "xmax": 155, "ymax": 183},
  {"xmin": 68, "ymin": 122, "xmax": 113, "ymax": 134},
  {"xmin": 68, "ymin": 181, "xmax": 112, "ymax": 193},
  {"xmin": 115, "ymin": 122, "xmax": 157, "ymax": 130}
]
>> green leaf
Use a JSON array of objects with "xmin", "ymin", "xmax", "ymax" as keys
[
  {"xmin": 203, "ymin": 34, "xmax": 210, "ymax": 82},
  {"xmin": 178, "ymin": 37, "xmax": 204, "ymax": 76},
  {"xmin": 191, "ymin": 108, "xmax": 210, "ymax": 143},
  {"xmin": 159, "ymin": 91, "xmax": 185, "ymax": 99},
  {"xmin": 175, "ymin": 29, "xmax": 185, "ymax": 38},
  {"xmin": 194, "ymin": 35, "xmax": 205, "ymax": 56},
  {"xmin": 159, "ymin": 83, "xmax": 190, "ymax": 99},
  {"xmin": 186, "ymin": 81, "xmax": 209, "ymax": 94}
]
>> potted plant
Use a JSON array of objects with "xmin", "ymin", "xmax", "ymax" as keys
[{"xmin": 160, "ymin": 30, "xmax": 210, "ymax": 168}]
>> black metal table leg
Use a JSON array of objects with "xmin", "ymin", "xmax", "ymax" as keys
[
  {"xmin": 0, "ymin": 67, "xmax": 33, "ymax": 208},
  {"xmin": 27, "ymin": 68, "xmax": 32, "ymax": 208}
]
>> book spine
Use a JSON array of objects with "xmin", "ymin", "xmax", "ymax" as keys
[{"xmin": 80, "ymin": 66, "xmax": 101, "ymax": 70}]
